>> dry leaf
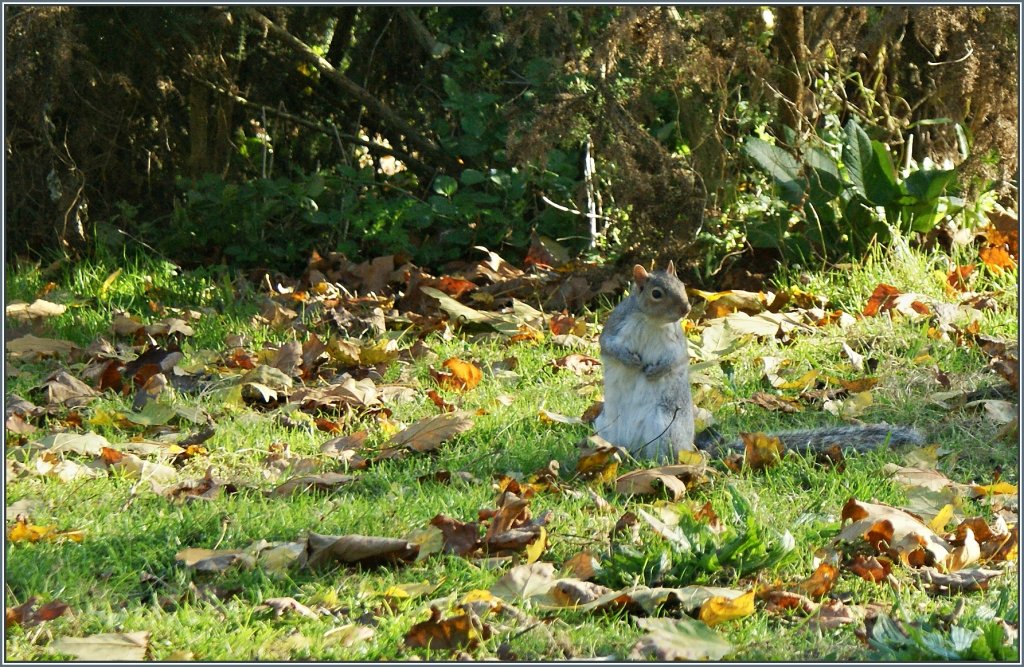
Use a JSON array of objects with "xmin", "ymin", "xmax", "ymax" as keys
[
  {"xmin": 303, "ymin": 533, "xmax": 417, "ymax": 569},
  {"xmin": 699, "ymin": 589, "xmax": 756, "ymax": 626},
  {"xmin": 50, "ymin": 631, "xmax": 150, "ymax": 661},
  {"xmin": 403, "ymin": 607, "xmax": 489, "ymax": 651},
  {"xmin": 550, "ymin": 354, "xmax": 600, "ymax": 375},
  {"xmin": 258, "ymin": 597, "xmax": 319, "ymax": 619},
  {"xmin": 630, "ymin": 616, "xmax": 734, "ymax": 661},
  {"xmin": 6, "ymin": 299, "xmax": 66, "ymax": 320},
  {"xmin": 175, "ymin": 548, "xmax": 254, "ymax": 572},
  {"xmin": 386, "ymin": 412, "xmax": 474, "ymax": 454},
  {"xmin": 272, "ymin": 472, "xmax": 355, "ymax": 496},
  {"xmin": 796, "ymin": 562, "xmax": 838, "ymax": 598}
]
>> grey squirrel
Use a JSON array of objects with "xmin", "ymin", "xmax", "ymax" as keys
[{"xmin": 595, "ymin": 262, "xmax": 923, "ymax": 462}]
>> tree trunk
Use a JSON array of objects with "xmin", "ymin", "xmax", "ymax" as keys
[{"xmin": 773, "ymin": 6, "xmax": 805, "ymax": 133}]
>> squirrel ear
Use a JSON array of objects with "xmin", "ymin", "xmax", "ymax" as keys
[
  {"xmin": 666, "ymin": 260, "xmax": 677, "ymax": 277},
  {"xmin": 632, "ymin": 264, "xmax": 649, "ymax": 287}
]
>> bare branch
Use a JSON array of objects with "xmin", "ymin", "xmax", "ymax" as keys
[{"xmin": 239, "ymin": 7, "xmax": 459, "ymax": 173}]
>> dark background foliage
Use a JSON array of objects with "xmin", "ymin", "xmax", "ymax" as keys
[{"xmin": 5, "ymin": 6, "xmax": 1018, "ymax": 275}]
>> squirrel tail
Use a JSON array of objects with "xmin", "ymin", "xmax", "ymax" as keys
[{"xmin": 698, "ymin": 424, "xmax": 924, "ymax": 458}]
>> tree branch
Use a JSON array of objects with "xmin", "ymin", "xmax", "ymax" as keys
[
  {"xmin": 195, "ymin": 78, "xmax": 435, "ymax": 178},
  {"xmin": 239, "ymin": 7, "xmax": 459, "ymax": 173}
]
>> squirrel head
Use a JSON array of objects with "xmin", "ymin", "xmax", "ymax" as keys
[{"xmin": 632, "ymin": 262, "xmax": 690, "ymax": 323}]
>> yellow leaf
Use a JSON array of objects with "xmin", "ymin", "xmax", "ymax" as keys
[
  {"xmin": 972, "ymin": 482, "xmax": 1018, "ymax": 497},
  {"xmin": 928, "ymin": 504, "xmax": 956, "ymax": 533},
  {"xmin": 360, "ymin": 339, "xmax": 400, "ymax": 365},
  {"xmin": 699, "ymin": 590, "xmax": 756, "ymax": 626},
  {"xmin": 677, "ymin": 450, "xmax": 705, "ymax": 465},
  {"xmin": 526, "ymin": 527, "xmax": 547, "ymax": 564},
  {"xmin": 8, "ymin": 520, "xmax": 54, "ymax": 542},
  {"xmin": 460, "ymin": 589, "xmax": 498, "ymax": 605},
  {"xmin": 99, "ymin": 268, "xmax": 123, "ymax": 295}
]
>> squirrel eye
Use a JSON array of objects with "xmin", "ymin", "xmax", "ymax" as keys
[{"xmin": 651, "ymin": 288, "xmax": 663, "ymax": 299}]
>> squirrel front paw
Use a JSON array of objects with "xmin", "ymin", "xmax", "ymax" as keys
[{"xmin": 642, "ymin": 361, "xmax": 668, "ymax": 377}]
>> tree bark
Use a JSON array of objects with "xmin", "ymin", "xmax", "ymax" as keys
[{"xmin": 773, "ymin": 6, "xmax": 805, "ymax": 133}]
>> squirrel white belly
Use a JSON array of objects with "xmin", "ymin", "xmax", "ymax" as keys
[{"xmin": 596, "ymin": 262, "xmax": 923, "ymax": 462}]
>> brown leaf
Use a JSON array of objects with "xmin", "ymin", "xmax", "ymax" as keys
[
  {"xmin": 979, "ymin": 246, "xmax": 1016, "ymax": 273},
  {"xmin": 913, "ymin": 566, "xmax": 1005, "ymax": 594},
  {"xmin": 175, "ymin": 548, "xmax": 254, "ymax": 572},
  {"xmin": 748, "ymin": 391, "xmax": 803, "ymax": 413},
  {"xmin": 839, "ymin": 498, "xmax": 951, "ymax": 568},
  {"xmin": 862, "ymin": 283, "xmax": 901, "ymax": 317},
  {"xmin": 426, "ymin": 389, "xmax": 456, "ymax": 413},
  {"xmin": 761, "ymin": 590, "xmax": 819, "ymax": 616},
  {"xmin": 946, "ymin": 264, "xmax": 975, "ymax": 292},
  {"xmin": 629, "ymin": 616, "xmax": 734, "ymax": 661},
  {"xmin": 303, "ymin": 533, "xmax": 417, "ymax": 569},
  {"xmin": 6, "ymin": 597, "xmax": 70, "ymax": 628},
  {"xmin": 320, "ymin": 431, "xmax": 369, "ymax": 461},
  {"xmin": 403, "ymin": 606, "xmax": 489, "ymax": 651},
  {"xmin": 43, "ymin": 370, "xmax": 97, "ymax": 408},
  {"xmin": 563, "ymin": 551, "xmax": 601, "ymax": 581},
  {"xmin": 796, "ymin": 562, "xmax": 838, "ymax": 598},
  {"xmin": 6, "ymin": 299, "xmax": 66, "ymax": 321},
  {"xmin": 386, "ymin": 412, "xmax": 474, "ymax": 454},
  {"xmin": 6, "ymin": 335, "xmax": 79, "ymax": 361},
  {"xmin": 272, "ymin": 472, "xmax": 354, "ymax": 496},
  {"xmin": 434, "ymin": 357, "xmax": 482, "ymax": 392},
  {"xmin": 614, "ymin": 466, "xmax": 707, "ymax": 500},
  {"xmin": 50, "ymin": 631, "xmax": 150, "ymax": 661},
  {"xmin": 490, "ymin": 562, "xmax": 557, "ymax": 601},
  {"xmin": 550, "ymin": 353, "xmax": 601, "ymax": 375},
  {"xmin": 740, "ymin": 432, "xmax": 785, "ymax": 470},
  {"xmin": 259, "ymin": 597, "xmax": 319, "ymax": 619},
  {"xmin": 847, "ymin": 554, "xmax": 892, "ymax": 583},
  {"xmin": 429, "ymin": 514, "xmax": 481, "ymax": 556},
  {"xmin": 548, "ymin": 312, "xmax": 587, "ymax": 336},
  {"xmin": 435, "ymin": 276, "xmax": 477, "ymax": 299}
]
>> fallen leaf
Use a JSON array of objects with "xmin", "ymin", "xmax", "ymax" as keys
[
  {"xmin": 323, "ymin": 623, "xmax": 375, "ymax": 648},
  {"xmin": 272, "ymin": 472, "xmax": 355, "ymax": 496},
  {"xmin": 615, "ymin": 465, "xmax": 708, "ymax": 500},
  {"xmin": 863, "ymin": 283, "xmax": 901, "ymax": 317},
  {"xmin": 50, "ymin": 631, "xmax": 150, "ymax": 661},
  {"xmin": 797, "ymin": 562, "xmax": 838, "ymax": 598},
  {"xmin": 5, "ymin": 597, "xmax": 70, "ymax": 628},
  {"xmin": 979, "ymin": 246, "xmax": 1016, "ymax": 273},
  {"xmin": 5, "ymin": 335, "xmax": 79, "ymax": 361},
  {"xmin": 433, "ymin": 357, "xmax": 482, "ymax": 392},
  {"xmin": 429, "ymin": 515, "xmax": 481, "ymax": 556},
  {"xmin": 913, "ymin": 566, "xmax": 1005, "ymax": 594},
  {"xmin": 490, "ymin": 562, "xmax": 556, "ymax": 602},
  {"xmin": 403, "ymin": 606, "xmax": 489, "ymax": 651},
  {"xmin": 839, "ymin": 498, "xmax": 951, "ymax": 568},
  {"xmin": 550, "ymin": 354, "xmax": 600, "ymax": 375},
  {"xmin": 848, "ymin": 554, "xmax": 892, "ymax": 583},
  {"xmin": 740, "ymin": 432, "xmax": 785, "ymax": 470},
  {"xmin": 699, "ymin": 589, "xmax": 756, "ymax": 626},
  {"xmin": 629, "ymin": 616, "xmax": 734, "ymax": 661},
  {"xmin": 5, "ymin": 299, "xmax": 66, "ymax": 320},
  {"xmin": 42, "ymin": 371, "xmax": 97, "ymax": 408},
  {"xmin": 385, "ymin": 412, "xmax": 474, "ymax": 454},
  {"xmin": 303, "ymin": 533, "xmax": 417, "ymax": 569},
  {"xmin": 258, "ymin": 597, "xmax": 319, "ymax": 619},
  {"xmin": 175, "ymin": 548, "xmax": 254, "ymax": 572}
]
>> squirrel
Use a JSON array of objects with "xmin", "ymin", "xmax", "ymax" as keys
[{"xmin": 595, "ymin": 262, "xmax": 924, "ymax": 462}]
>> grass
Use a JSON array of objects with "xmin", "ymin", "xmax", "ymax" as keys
[{"xmin": 4, "ymin": 245, "xmax": 1018, "ymax": 661}]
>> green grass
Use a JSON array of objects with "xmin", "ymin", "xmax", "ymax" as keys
[{"xmin": 4, "ymin": 246, "xmax": 1018, "ymax": 660}]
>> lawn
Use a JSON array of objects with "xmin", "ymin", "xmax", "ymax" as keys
[{"xmin": 4, "ymin": 244, "xmax": 1018, "ymax": 661}]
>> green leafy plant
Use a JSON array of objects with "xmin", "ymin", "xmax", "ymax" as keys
[
  {"xmin": 742, "ymin": 116, "xmax": 966, "ymax": 261},
  {"xmin": 597, "ymin": 486, "xmax": 796, "ymax": 588}
]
